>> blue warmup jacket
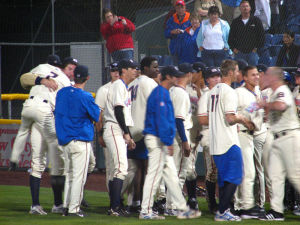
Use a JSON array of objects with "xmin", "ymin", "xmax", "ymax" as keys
[
  {"xmin": 55, "ymin": 86, "xmax": 101, "ymax": 146},
  {"xmin": 222, "ymin": 0, "xmax": 242, "ymax": 7},
  {"xmin": 178, "ymin": 26, "xmax": 201, "ymax": 64},
  {"xmin": 143, "ymin": 85, "xmax": 176, "ymax": 146},
  {"xmin": 164, "ymin": 12, "xmax": 191, "ymax": 56}
]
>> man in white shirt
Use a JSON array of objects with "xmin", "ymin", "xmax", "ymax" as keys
[{"xmin": 209, "ymin": 59, "xmax": 253, "ymax": 221}]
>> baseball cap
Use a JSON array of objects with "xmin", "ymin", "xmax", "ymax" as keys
[
  {"xmin": 118, "ymin": 59, "xmax": 139, "ymax": 71},
  {"xmin": 62, "ymin": 57, "xmax": 78, "ymax": 67},
  {"xmin": 74, "ymin": 65, "xmax": 89, "ymax": 78},
  {"xmin": 283, "ymin": 71, "xmax": 293, "ymax": 82},
  {"xmin": 175, "ymin": 0, "xmax": 185, "ymax": 6},
  {"xmin": 193, "ymin": 62, "xmax": 206, "ymax": 73},
  {"xmin": 47, "ymin": 54, "xmax": 62, "ymax": 67},
  {"xmin": 160, "ymin": 65, "xmax": 184, "ymax": 78},
  {"xmin": 178, "ymin": 63, "xmax": 196, "ymax": 74},
  {"xmin": 236, "ymin": 58, "xmax": 248, "ymax": 71},
  {"xmin": 257, "ymin": 64, "xmax": 268, "ymax": 73},
  {"xmin": 205, "ymin": 67, "xmax": 221, "ymax": 79},
  {"xmin": 294, "ymin": 66, "xmax": 300, "ymax": 76},
  {"xmin": 110, "ymin": 62, "xmax": 119, "ymax": 71}
]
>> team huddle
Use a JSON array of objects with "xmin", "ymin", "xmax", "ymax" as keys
[{"xmin": 9, "ymin": 54, "xmax": 300, "ymax": 221}]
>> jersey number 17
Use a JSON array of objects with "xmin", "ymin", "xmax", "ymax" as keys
[{"xmin": 211, "ymin": 94, "xmax": 219, "ymax": 112}]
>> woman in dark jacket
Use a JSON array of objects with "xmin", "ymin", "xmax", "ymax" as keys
[{"xmin": 276, "ymin": 30, "xmax": 300, "ymax": 67}]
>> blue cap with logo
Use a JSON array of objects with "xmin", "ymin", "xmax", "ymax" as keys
[
  {"xmin": 178, "ymin": 63, "xmax": 196, "ymax": 74},
  {"xmin": 204, "ymin": 67, "xmax": 221, "ymax": 79},
  {"xmin": 47, "ymin": 54, "xmax": 62, "ymax": 67},
  {"xmin": 118, "ymin": 59, "xmax": 139, "ymax": 71},
  {"xmin": 193, "ymin": 62, "xmax": 206, "ymax": 72},
  {"xmin": 160, "ymin": 65, "xmax": 184, "ymax": 78},
  {"xmin": 74, "ymin": 65, "xmax": 89, "ymax": 78},
  {"xmin": 257, "ymin": 64, "xmax": 268, "ymax": 73}
]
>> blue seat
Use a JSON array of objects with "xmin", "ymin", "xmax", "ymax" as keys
[
  {"xmin": 270, "ymin": 56, "xmax": 277, "ymax": 66},
  {"xmin": 264, "ymin": 34, "xmax": 273, "ymax": 48},
  {"xmin": 295, "ymin": 34, "xmax": 300, "ymax": 45},
  {"xmin": 151, "ymin": 55, "xmax": 163, "ymax": 65},
  {"xmin": 271, "ymin": 34, "xmax": 283, "ymax": 45},
  {"xmin": 160, "ymin": 55, "xmax": 174, "ymax": 66},
  {"xmin": 269, "ymin": 45, "xmax": 282, "ymax": 57},
  {"xmin": 258, "ymin": 56, "xmax": 271, "ymax": 66}
]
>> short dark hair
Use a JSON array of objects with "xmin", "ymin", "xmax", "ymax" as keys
[
  {"xmin": 140, "ymin": 56, "xmax": 157, "ymax": 73},
  {"xmin": 284, "ymin": 30, "xmax": 295, "ymax": 39},
  {"xmin": 74, "ymin": 77, "xmax": 88, "ymax": 84},
  {"xmin": 242, "ymin": 65, "xmax": 257, "ymax": 76},
  {"xmin": 240, "ymin": 0, "xmax": 250, "ymax": 6},
  {"xmin": 220, "ymin": 59, "xmax": 238, "ymax": 77},
  {"xmin": 208, "ymin": 6, "xmax": 220, "ymax": 16},
  {"xmin": 103, "ymin": 8, "xmax": 114, "ymax": 20}
]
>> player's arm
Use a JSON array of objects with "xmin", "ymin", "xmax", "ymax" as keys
[
  {"xmin": 198, "ymin": 116, "xmax": 208, "ymax": 126},
  {"xmin": 265, "ymin": 101, "xmax": 287, "ymax": 112},
  {"xmin": 197, "ymin": 93, "xmax": 208, "ymax": 126},
  {"xmin": 226, "ymin": 113, "xmax": 254, "ymax": 131},
  {"xmin": 20, "ymin": 72, "xmax": 58, "ymax": 91}
]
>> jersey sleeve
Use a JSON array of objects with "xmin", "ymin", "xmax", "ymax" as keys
[
  {"xmin": 83, "ymin": 93, "xmax": 101, "ymax": 122},
  {"xmin": 197, "ymin": 91, "xmax": 208, "ymax": 116},
  {"xmin": 274, "ymin": 87, "xmax": 293, "ymax": 107},
  {"xmin": 224, "ymin": 87, "xmax": 238, "ymax": 114},
  {"xmin": 171, "ymin": 88, "xmax": 188, "ymax": 120},
  {"xmin": 112, "ymin": 82, "xmax": 126, "ymax": 107},
  {"xmin": 95, "ymin": 86, "xmax": 107, "ymax": 110}
]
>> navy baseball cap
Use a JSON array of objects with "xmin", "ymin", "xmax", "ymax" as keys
[
  {"xmin": 110, "ymin": 62, "xmax": 119, "ymax": 71},
  {"xmin": 62, "ymin": 57, "xmax": 78, "ymax": 67},
  {"xmin": 178, "ymin": 63, "xmax": 196, "ymax": 74},
  {"xmin": 47, "ymin": 54, "xmax": 62, "ymax": 67},
  {"xmin": 283, "ymin": 71, "xmax": 293, "ymax": 82},
  {"xmin": 118, "ymin": 59, "xmax": 139, "ymax": 71},
  {"xmin": 193, "ymin": 62, "xmax": 206, "ymax": 72},
  {"xmin": 205, "ymin": 67, "xmax": 221, "ymax": 79},
  {"xmin": 74, "ymin": 65, "xmax": 89, "ymax": 78},
  {"xmin": 236, "ymin": 58, "xmax": 248, "ymax": 71},
  {"xmin": 161, "ymin": 65, "xmax": 184, "ymax": 78},
  {"xmin": 257, "ymin": 64, "xmax": 268, "ymax": 73}
]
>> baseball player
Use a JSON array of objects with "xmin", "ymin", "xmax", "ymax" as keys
[
  {"xmin": 209, "ymin": 60, "xmax": 254, "ymax": 221},
  {"xmin": 13, "ymin": 54, "xmax": 71, "ymax": 215},
  {"xmin": 293, "ymin": 67, "xmax": 300, "ymax": 118},
  {"xmin": 258, "ymin": 67, "xmax": 300, "ymax": 221},
  {"xmin": 140, "ymin": 65, "xmax": 200, "ymax": 220},
  {"xmin": 234, "ymin": 66, "xmax": 264, "ymax": 219},
  {"xmin": 197, "ymin": 67, "xmax": 221, "ymax": 214},
  {"xmin": 95, "ymin": 62, "xmax": 119, "ymax": 196},
  {"xmin": 55, "ymin": 65, "xmax": 101, "ymax": 217},
  {"xmin": 124, "ymin": 56, "xmax": 159, "ymax": 212},
  {"xmin": 102, "ymin": 59, "xmax": 137, "ymax": 216},
  {"xmin": 165, "ymin": 63, "xmax": 194, "ymax": 215}
]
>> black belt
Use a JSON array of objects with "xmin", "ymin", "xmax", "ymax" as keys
[
  {"xmin": 30, "ymin": 96, "xmax": 48, "ymax": 103},
  {"xmin": 273, "ymin": 129, "xmax": 300, "ymax": 140},
  {"xmin": 241, "ymin": 130, "xmax": 254, "ymax": 135}
]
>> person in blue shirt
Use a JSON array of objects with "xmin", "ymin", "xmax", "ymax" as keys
[
  {"xmin": 139, "ymin": 66, "xmax": 201, "ymax": 220},
  {"xmin": 55, "ymin": 65, "xmax": 101, "ymax": 217},
  {"xmin": 165, "ymin": 0, "xmax": 191, "ymax": 64}
]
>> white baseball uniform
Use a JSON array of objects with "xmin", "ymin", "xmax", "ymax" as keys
[
  {"xmin": 12, "ymin": 64, "xmax": 71, "ymax": 178},
  {"xmin": 103, "ymin": 79, "xmax": 133, "ymax": 181},
  {"xmin": 95, "ymin": 81, "xmax": 114, "ymax": 186},
  {"xmin": 293, "ymin": 85, "xmax": 300, "ymax": 119},
  {"xmin": 197, "ymin": 89, "xmax": 217, "ymax": 183},
  {"xmin": 234, "ymin": 86, "xmax": 263, "ymax": 210}
]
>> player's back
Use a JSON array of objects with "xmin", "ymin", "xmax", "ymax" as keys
[
  {"xmin": 209, "ymin": 83, "xmax": 240, "ymax": 155},
  {"xmin": 128, "ymin": 75, "xmax": 157, "ymax": 141},
  {"xmin": 95, "ymin": 81, "xmax": 112, "ymax": 111}
]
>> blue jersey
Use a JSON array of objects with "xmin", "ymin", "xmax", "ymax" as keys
[
  {"xmin": 55, "ymin": 86, "xmax": 101, "ymax": 145},
  {"xmin": 143, "ymin": 85, "xmax": 176, "ymax": 146}
]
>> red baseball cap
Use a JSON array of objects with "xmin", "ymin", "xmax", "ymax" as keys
[{"xmin": 175, "ymin": 0, "xmax": 185, "ymax": 6}]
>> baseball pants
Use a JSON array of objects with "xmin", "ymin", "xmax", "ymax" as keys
[
  {"xmin": 141, "ymin": 135, "xmax": 188, "ymax": 215},
  {"xmin": 253, "ymin": 131, "xmax": 267, "ymax": 208},
  {"xmin": 200, "ymin": 129, "xmax": 217, "ymax": 183},
  {"xmin": 63, "ymin": 140, "xmax": 91, "ymax": 213},
  {"xmin": 88, "ymin": 149, "xmax": 96, "ymax": 174},
  {"xmin": 234, "ymin": 131, "xmax": 255, "ymax": 210},
  {"xmin": 103, "ymin": 147, "xmax": 113, "ymax": 190},
  {"xmin": 262, "ymin": 129, "xmax": 274, "ymax": 199},
  {"xmin": 269, "ymin": 129, "xmax": 300, "ymax": 214},
  {"xmin": 186, "ymin": 127, "xmax": 200, "ymax": 181},
  {"xmin": 103, "ymin": 122, "xmax": 128, "ymax": 181},
  {"xmin": 21, "ymin": 98, "xmax": 64, "ymax": 178}
]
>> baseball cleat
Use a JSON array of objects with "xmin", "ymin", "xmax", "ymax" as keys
[
  {"xmin": 240, "ymin": 206, "xmax": 260, "ymax": 219},
  {"xmin": 51, "ymin": 204, "xmax": 64, "ymax": 214},
  {"xmin": 259, "ymin": 210, "xmax": 284, "ymax": 221},
  {"xmin": 177, "ymin": 209, "xmax": 201, "ymax": 219},
  {"xmin": 68, "ymin": 210, "xmax": 86, "ymax": 218},
  {"xmin": 81, "ymin": 198, "xmax": 89, "ymax": 208},
  {"xmin": 139, "ymin": 212, "xmax": 165, "ymax": 220},
  {"xmin": 110, "ymin": 207, "xmax": 129, "ymax": 217},
  {"xmin": 214, "ymin": 209, "xmax": 241, "ymax": 221},
  {"xmin": 164, "ymin": 208, "xmax": 179, "ymax": 216},
  {"xmin": 29, "ymin": 205, "xmax": 47, "ymax": 215}
]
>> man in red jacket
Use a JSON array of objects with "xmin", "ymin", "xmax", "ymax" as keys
[{"xmin": 101, "ymin": 9, "xmax": 135, "ymax": 62}]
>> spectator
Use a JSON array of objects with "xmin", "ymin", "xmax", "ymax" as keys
[
  {"xmin": 193, "ymin": 0, "xmax": 223, "ymax": 22},
  {"xmin": 164, "ymin": 0, "xmax": 178, "ymax": 29},
  {"xmin": 100, "ymin": 8, "xmax": 135, "ymax": 62},
  {"xmin": 177, "ymin": 15, "xmax": 201, "ymax": 64},
  {"xmin": 276, "ymin": 31, "xmax": 300, "ymax": 67},
  {"xmin": 254, "ymin": 0, "xmax": 271, "ymax": 30},
  {"xmin": 221, "ymin": 0, "xmax": 242, "ymax": 24},
  {"xmin": 269, "ymin": 0, "xmax": 280, "ymax": 32},
  {"xmin": 165, "ymin": 0, "xmax": 191, "ymax": 64},
  {"xmin": 228, "ymin": 0, "xmax": 265, "ymax": 66},
  {"xmin": 196, "ymin": 6, "xmax": 230, "ymax": 67}
]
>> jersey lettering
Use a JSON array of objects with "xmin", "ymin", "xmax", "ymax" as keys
[
  {"xmin": 129, "ymin": 85, "xmax": 138, "ymax": 101},
  {"xmin": 211, "ymin": 94, "xmax": 219, "ymax": 112}
]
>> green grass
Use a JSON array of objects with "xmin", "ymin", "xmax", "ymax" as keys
[{"xmin": 0, "ymin": 185, "xmax": 299, "ymax": 225}]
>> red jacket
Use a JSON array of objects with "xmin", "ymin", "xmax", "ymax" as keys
[{"xmin": 100, "ymin": 16, "xmax": 135, "ymax": 53}]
